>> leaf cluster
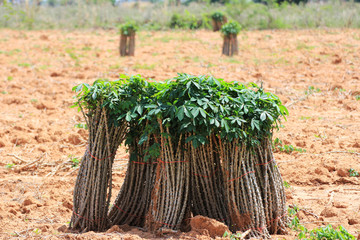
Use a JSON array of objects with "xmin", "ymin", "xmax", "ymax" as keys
[
  {"xmin": 272, "ymin": 137, "xmax": 306, "ymax": 153},
  {"xmin": 220, "ymin": 20, "xmax": 241, "ymax": 36},
  {"xmin": 119, "ymin": 22, "xmax": 138, "ymax": 36},
  {"xmin": 72, "ymin": 74, "xmax": 155, "ymax": 127},
  {"xmin": 349, "ymin": 168, "xmax": 359, "ymax": 177},
  {"xmin": 211, "ymin": 11, "xmax": 226, "ymax": 22},
  {"xmin": 73, "ymin": 73, "xmax": 288, "ymax": 149},
  {"xmin": 169, "ymin": 12, "xmax": 211, "ymax": 30}
]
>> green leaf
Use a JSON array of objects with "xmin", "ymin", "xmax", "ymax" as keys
[
  {"xmin": 92, "ymin": 91, "xmax": 97, "ymax": 100},
  {"xmin": 138, "ymin": 134, "xmax": 148, "ymax": 145},
  {"xmin": 125, "ymin": 112, "xmax": 132, "ymax": 121},
  {"xmin": 75, "ymin": 84, "xmax": 83, "ymax": 92},
  {"xmin": 137, "ymin": 105, "xmax": 143, "ymax": 115},
  {"xmin": 177, "ymin": 106, "xmax": 184, "ymax": 120},
  {"xmin": 191, "ymin": 107, "xmax": 200, "ymax": 118},
  {"xmin": 184, "ymin": 106, "xmax": 192, "ymax": 118},
  {"xmin": 260, "ymin": 112, "xmax": 266, "ymax": 121},
  {"xmin": 145, "ymin": 104, "xmax": 157, "ymax": 109},
  {"xmin": 214, "ymin": 119, "xmax": 220, "ymax": 127},
  {"xmin": 199, "ymin": 108, "xmax": 206, "ymax": 118}
]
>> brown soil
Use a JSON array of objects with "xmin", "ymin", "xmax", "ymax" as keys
[{"xmin": 0, "ymin": 29, "xmax": 359, "ymax": 239}]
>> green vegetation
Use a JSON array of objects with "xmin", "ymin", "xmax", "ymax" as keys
[
  {"xmin": 272, "ymin": 137, "xmax": 306, "ymax": 153},
  {"xmin": 69, "ymin": 156, "xmax": 80, "ymax": 168},
  {"xmin": 349, "ymin": 168, "xmax": 359, "ymax": 177},
  {"xmin": 74, "ymin": 73, "xmax": 288, "ymax": 147},
  {"xmin": 5, "ymin": 163, "xmax": 15, "ymax": 169},
  {"xmin": 223, "ymin": 230, "xmax": 250, "ymax": 239},
  {"xmin": 74, "ymin": 123, "xmax": 88, "ymax": 130},
  {"xmin": 133, "ymin": 63, "xmax": 156, "ymax": 70},
  {"xmin": 169, "ymin": 12, "xmax": 209, "ymax": 30},
  {"xmin": 71, "ymin": 74, "xmax": 288, "ymax": 235},
  {"xmin": 305, "ymin": 86, "xmax": 321, "ymax": 95},
  {"xmin": 1, "ymin": 0, "xmax": 360, "ymax": 30},
  {"xmin": 18, "ymin": 62, "xmax": 31, "ymax": 67},
  {"xmin": 119, "ymin": 22, "xmax": 138, "ymax": 36},
  {"xmin": 211, "ymin": 11, "xmax": 226, "ymax": 23},
  {"xmin": 288, "ymin": 205, "xmax": 355, "ymax": 240},
  {"xmin": 283, "ymin": 180, "xmax": 291, "ymax": 189},
  {"xmin": 220, "ymin": 20, "xmax": 241, "ymax": 36},
  {"xmin": 65, "ymin": 48, "xmax": 81, "ymax": 66}
]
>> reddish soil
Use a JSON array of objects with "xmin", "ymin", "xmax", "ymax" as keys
[{"xmin": 0, "ymin": 29, "xmax": 359, "ymax": 239}]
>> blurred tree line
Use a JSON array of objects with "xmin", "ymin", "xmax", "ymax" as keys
[{"xmin": 1, "ymin": 0, "xmax": 359, "ymax": 6}]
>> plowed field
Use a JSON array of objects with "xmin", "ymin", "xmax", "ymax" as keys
[{"xmin": 0, "ymin": 29, "xmax": 359, "ymax": 239}]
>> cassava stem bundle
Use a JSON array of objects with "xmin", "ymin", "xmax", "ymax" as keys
[
  {"xmin": 108, "ymin": 135, "xmax": 157, "ymax": 227},
  {"xmin": 71, "ymin": 73, "xmax": 289, "ymax": 238},
  {"xmin": 221, "ymin": 21, "xmax": 241, "ymax": 56},
  {"xmin": 189, "ymin": 133, "xmax": 229, "ymax": 225},
  {"xmin": 70, "ymin": 106, "xmax": 126, "ymax": 231},
  {"xmin": 145, "ymin": 120, "xmax": 190, "ymax": 231}
]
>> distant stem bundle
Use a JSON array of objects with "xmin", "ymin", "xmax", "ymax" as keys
[
  {"xmin": 119, "ymin": 22, "xmax": 137, "ymax": 56},
  {"xmin": 221, "ymin": 21, "xmax": 241, "ymax": 56},
  {"xmin": 222, "ymin": 33, "xmax": 239, "ymax": 56},
  {"xmin": 119, "ymin": 31, "xmax": 135, "ymax": 56}
]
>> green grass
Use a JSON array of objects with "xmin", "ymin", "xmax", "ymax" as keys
[
  {"xmin": 5, "ymin": 163, "xmax": 15, "ymax": 169},
  {"xmin": 18, "ymin": 63, "xmax": 31, "ymax": 67},
  {"xmin": 296, "ymin": 42, "xmax": 316, "ymax": 51},
  {"xmin": 133, "ymin": 63, "xmax": 156, "ymax": 70},
  {"xmin": 154, "ymin": 35, "xmax": 174, "ymax": 43},
  {"xmin": 224, "ymin": 58, "xmax": 242, "ymax": 64},
  {"xmin": 0, "ymin": 49, "xmax": 21, "ymax": 56}
]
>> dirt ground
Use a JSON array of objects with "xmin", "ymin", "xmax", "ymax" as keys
[{"xmin": 0, "ymin": 28, "xmax": 359, "ymax": 239}]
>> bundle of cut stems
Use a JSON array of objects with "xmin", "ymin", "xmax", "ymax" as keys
[{"xmin": 70, "ymin": 107, "xmax": 126, "ymax": 232}]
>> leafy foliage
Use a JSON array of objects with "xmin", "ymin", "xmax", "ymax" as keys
[
  {"xmin": 5, "ymin": 163, "xmax": 15, "ymax": 169},
  {"xmin": 73, "ymin": 73, "xmax": 288, "ymax": 150},
  {"xmin": 272, "ymin": 137, "xmax": 306, "ymax": 153},
  {"xmin": 211, "ymin": 11, "xmax": 226, "ymax": 22},
  {"xmin": 349, "ymin": 168, "xmax": 359, "ymax": 177},
  {"xmin": 223, "ymin": 231, "xmax": 249, "ymax": 239},
  {"xmin": 288, "ymin": 205, "xmax": 356, "ymax": 240},
  {"xmin": 308, "ymin": 225, "xmax": 355, "ymax": 240},
  {"xmin": 169, "ymin": 12, "xmax": 209, "ymax": 30},
  {"xmin": 119, "ymin": 22, "xmax": 138, "ymax": 36},
  {"xmin": 72, "ymin": 74, "xmax": 155, "ymax": 126},
  {"xmin": 74, "ymin": 123, "xmax": 88, "ymax": 130},
  {"xmin": 220, "ymin": 20, "xmax": 241, "ymax": 36},
  {"xmin": 69, "ymin": 155, "xmax": 80, "ymax": 168}
]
